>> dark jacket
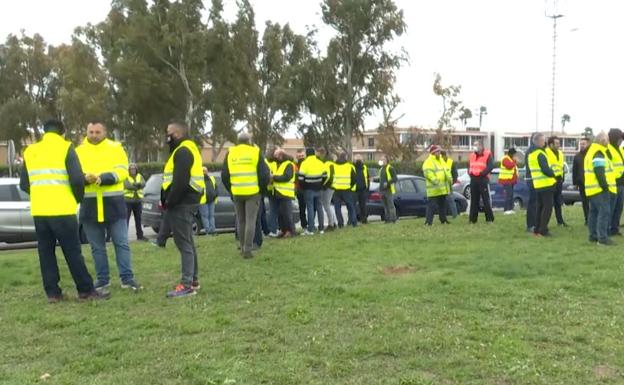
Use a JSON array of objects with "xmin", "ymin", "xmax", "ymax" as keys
[
  {"xmin": 354, "ymin": 161, "xmax": 370, "ymax": 191},
  {"xmin": 204, "ymin": 175, "xmax": 218, "ymax": 204},
  {"xmin": 273, "ymin": 155, "xmax": 296, "ymax": 199},
  {"xmin": 221, "ymin": 146, "xmax": 270, "ymax": 196},
  {"xmin": 592, "ymin": 151, "xmax": 610, "ymax": 192},
  {"xmin": 379, "ymin": 164, "xmax": 397, "ymax": 192},
  {"xmin": 20, "ymin": 144, "xmax": 85, "ymax": 204},
  {"xmin": 161, "ymin": 137, "xmax": 201, "ymax": 208},
  {"xmin": 572, "ymin": 149, "xmax": 587, "ymax": 187}
]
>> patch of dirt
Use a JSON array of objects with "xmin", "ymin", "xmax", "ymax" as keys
[
  {"xmin": 381, "ymin": 265, "xmax": 417, "ymax": 276},
  {"xmin": 593, "ymin": 365, "xmax": 618, "ymax": 380}
]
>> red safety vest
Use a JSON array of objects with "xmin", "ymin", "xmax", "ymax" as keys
[{"xmin": 469, "ymin": 150, "xmax": 491, "ymax": 177}]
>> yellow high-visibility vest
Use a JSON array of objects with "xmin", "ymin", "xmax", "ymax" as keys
[
  {"xmin": 266, "ymin": 159, "xmax": 277, "ymax": 192},
  {"xmin": 584, "ymin": 143, "xmax": 617, "ymax": 197},
  {"xmin": 332, "ymin": 162, "xmax": 354, "ymax": 191},
  {"xmin": 299, "ymin": 155, "xmax": 327, "ymax": 185},
  {"xmin": 124, "ymin": 174, "xmax": 144, "ymax": 200},
  {"xmin": 527, "ymin": 149, "xmax": 556, "ymax": 190},
  {"xmin": 200, "ymin": 175, "xmax": 218, "ymax": 204},
  {"xmin": 382, "ymin": 164, "xmax": 396, "ymax": 194},
  {"xmin": 545, "ymin": 148, "xmax": 565, "ymax": 178},
  {"xmin": 162, "ymin": 140, "xmax": 205, "ymax": 197},
  {"xmin": 76, "ymin": 138, "xmax": 129, "ymax": 222},
  {"xmin": 498, "ymin": 155, "xmax": 517, "ymax": 182},
  {"xmin": 423, "ymin": 154, "xmax": 451, "ymax": 198},
  {"xmin": 607, "ymin": 144, "xmax": 624, "ymax": 180},
  {"xmin": 227, "ymin": 144, "xmax": 260, "ymax": 196},
  {"xmin": 274, "ymin": 160, "xmax": 296, "ymax": 198},
  {"xmin": 23, "ymin": 132, "xmax": 78, "ymax": 216}
]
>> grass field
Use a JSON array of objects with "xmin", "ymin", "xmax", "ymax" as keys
[{"xmin": 1, "ymin": 207, "xmax": 624, "ymax": 385}]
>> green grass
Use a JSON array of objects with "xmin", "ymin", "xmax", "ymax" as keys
[{"xmin": 1, "ymin": 207, "xmax": 624, "ymax": 385}]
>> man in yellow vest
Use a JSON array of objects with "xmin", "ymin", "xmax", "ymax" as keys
[
  {"xmin": 585, "ymin": 132, "xmax": 617, "ymax": 245},
  {"xmin": 498, "ymin": 148, "xmax": 518, "ymax": 215},
  {"xmin": 222, "ymin": 132, "xmax": 270, "ymax": 258},
  {"xmin": 198, "ymin": 166, "xmax": 218, "ymax": 236},
  {"xmin": 124, "ymin": 163, "xmax": 146, "ymax": 240},
  {"xmin": 607, "ymin": 128, "xmax": 624, "ymax": 236},
  {"xmin": 353, "ymin": 154, "xmax": 370, "ymax": 224},
  {"xmin": 527, "ymin": 133, "xmax": 557, "ymax": 237},
  {"xmin": 76, "ymin": 121, "xmax": 141, "ymax": 291},
  {"xmin": 317, "ymin": 148, "xmax": 337, "ymax": 231},
  {"xmin": 20, "ymin": 119, "xmax": 108, "ymax": 302},
  {"xmin": 298, "ymin": 147, "xmax": 328, "ymax": 235},
  {"xmin": 161, "ymin": 121, "xmax": 206, "ymax": 297},
  {"xmin": 441, "ymin": 150, "xmax": 458, "ymax": 218},
  {"xmin": 379, "ymin": 155, "xmax": 397, "ymax": 224},
  {"xmin": 423, "ymin": 145, "xmax": 451, "ymax": 225},
  {"xmin": 332, "ymin": 152, "xmax": 358, "ymax": 228},
  {"xmin": 546, "ymin": 136, "xmax": 568, "ymax": 226},
  {"xmin": 272, "ymin": 149, "xmax": 296, "ymax": 237},
  {"xmin": 264, "ymin": 148, "xmax": 280, "ymax": 237}
]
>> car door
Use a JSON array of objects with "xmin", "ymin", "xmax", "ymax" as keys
[
  {"xmin": 413, "ymin": 178, "xmax": 429, "ymax": 217},
  {"xmin": 213, "ymin": 176, "xmax": 236, "ymax": 229},
  {"xmin": 16, "ymin": 187, "xmax": 36, "ymax": 241},
  {"xmin": 0, "ymin": 184, "xmax": 28, "ymax": 243},
  {"xmin": 394, "ymin": 178, "xmax": 419, "ymax": 216},
  {"xmin": 488, "ymin": 171, "xmax": 504, "ymax": 208}
]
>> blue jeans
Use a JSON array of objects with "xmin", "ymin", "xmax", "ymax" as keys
[
  {"xmin": 588, "ymin": 191, "xmax": 612, "ymax": 243},
  {"xmin": 198, "ymin": 202, "xmax": 216, "ymax": 233},
  {"xmin": 83, "ymin": 219, "xmax": 134, "ymax": 283},
  {"xmin": 503, "ymin": 184, "xmax": 514, "ymax": 211},
  {"xmin": 268, "ymin": 195, "xmax": 279, "ymax": 234},
  {"xmin": 610, "ymin": 185, "xmax": 624, "ymax": 235},
  {"xmin": 333, "ymin": 190, "xmax": 357, "ymax": 227},
  {"xmin": 304, "ymin": 189, "xmax": 324, "ymax": 232}
]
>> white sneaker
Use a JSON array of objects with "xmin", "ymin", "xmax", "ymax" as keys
[
  {"xmin": 504, "ymin": 210, "xmax": 516, "ymax": 215},
  {"xmin": 302, "ymin": 230, "xmax": 314, "ymax": 236},
  {"xmin": 320, "ymin": 230, "xmax": 325, "ymax": 235},
  {"xmin": 268, "ymin": 232, "xmax": 279, "ymax": 238}
]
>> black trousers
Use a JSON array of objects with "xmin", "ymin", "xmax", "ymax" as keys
[
  {"xmin": 277, "ymin": 197, "xmax": 295, "ymax": 234},
  {"xmin": 296, "ymin": 190, "xmax": 307, "ymax": 229},
  {"xmin": 579, "ymin": 185, "xmax": 589, "ymax": 224},
  {"xmin": 126, "ymin": 201, "xmax": 144, "ymax": 239},
  {"xmin": 356, "ymin": 190, "xmax": 368, "ymax": 223},
  {"xmin": 526, "ymin": 186, "xmax": 537, "ymax": 230},
  {"xmin": 163, "ymin": 204, "xmax": 199, "ymax": 285},
  {"xmin": 34, "ymin": 215, "xmax": 94, "ymax": 297},
  {"xmin": 425, "ymin": 195, "xmax": 448, "ymax": 225},
  {"xmin": 553, "ymin": 178, "xmax": 565, "ymax": 225},
  {"xmin": 469, "ymin": 177, "xmax": 494, "ymax": 223},
  {"xmin": 156, "ymin": 215, "xmax": 171, "ymax": 247},
  {"xmin": 535, "ymin": 189, "xmax": 554, "ymax": 235}
]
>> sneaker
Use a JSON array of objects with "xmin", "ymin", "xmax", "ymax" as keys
[
  {"xmin": 268, "ymin": 232, "xmax": 279, "ymax": 238},
  {"xmin": 503, "ymin": 210, "xmax": 515, "ymax": 215},
  {"xmin": 242, "ymin": 251, "xmax": 254, "ymax": 259},
  {"xmin": 78, "ymin": 290, "xmax": 111, "ymax": 301},
  {"xmin": 94, "ymin": 279, "xmax": 110, "ymax": 290},
  {"xmin": 191, "ymin": 280, "xmax": 200, "ymax": 290},
  {"xmin": 121, "ymin": 279, "xmax": 143, "ymax": 291},
  {"xmin": 302, "ymin": 230, "xmax": 314, "ymax": 236},
  {"xmin": 137, "ymin": 236, "xmax": 148, "ymax": 241},
  {"xmin": 597, "ymin": 239, "xmax": 615, "ymax": 246},
  {"xmin": 319, "ymin": 230, "xmax": 325, "ymax": 235},
  {"xmin": 166, "ymin": 284, "xmax": 196, "ymax": 298},
  {"xmin": 150, "ymin": 240, "xmax": 165, "ymax": 248},
  {"xmin": 47, "ymin": 295, "xmax": 64, "ymax": 304}
]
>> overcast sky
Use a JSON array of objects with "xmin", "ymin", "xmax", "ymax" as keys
[{"xmin": 1, "ymin": 0, "xmax": 623, "ymax": 135}]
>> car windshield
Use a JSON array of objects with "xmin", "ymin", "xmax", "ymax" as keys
[{"xmin": 144, "ymin": 175, "xmax": 163, "ymax": 197}]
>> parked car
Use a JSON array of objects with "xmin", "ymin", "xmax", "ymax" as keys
[
  {"xmin": 562, "ymin": 173, "xmax": 582, "ymax": 205},
  {"xmin": 452, "ymin": 168, "xmax": 531, "ymax": 210},
  {"xmin": 0, "ymin": 178, "xmax": 87, "ymax": 244},
  {"xmin": 366, "ymin": 174, "xmax": 468, "ymax": 220},
  {"xmin": 142, "ymin": 173, "xmax": 299, "ymax": 234}
]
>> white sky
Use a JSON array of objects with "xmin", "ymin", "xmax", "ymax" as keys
[{"xmin": 1, "ymin": 0, "xmax": 623, "ymax": 135}]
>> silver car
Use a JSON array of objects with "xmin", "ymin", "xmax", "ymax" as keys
[{"xmin": 0, "ymin": 178, "xmax": 35, "ymax": 243}]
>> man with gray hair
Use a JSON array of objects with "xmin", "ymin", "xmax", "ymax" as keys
[
  {"xmin": 221, "ymin": 132, "xmax": 270, "ymax": 258},
  {"xmin": 524, "ymin": 132, "xmax": 539, "ymax": 232},
  {"xmin": 527, "ymin": 132, "xmax": 556, "ymax": 237}
]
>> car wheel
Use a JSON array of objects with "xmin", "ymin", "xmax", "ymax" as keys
[
  {"xmin": 513, "ymin": 198, "xmax": 523, "ymax": 209},
  {"xmin": 463, "ymin": 186, "xmax": 471, "ymax": 200}
]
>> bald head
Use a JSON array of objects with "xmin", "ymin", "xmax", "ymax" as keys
[
  {"xmin": 595, "ymin": 132, "xmax": 608, "ymax": 146},
  {"xmin": 238, "ymin": 132, "xmax": 252, "ymax": 145},
  {"xmin": 167, "ymin": 121, "xmax": 189, "ymax": 141}
]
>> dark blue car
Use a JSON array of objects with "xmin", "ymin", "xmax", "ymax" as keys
[{"xmin": 489, "ymin": 169, "xmax": 530, "ymax": 209}]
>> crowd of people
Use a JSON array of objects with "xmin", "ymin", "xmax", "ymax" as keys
[{"xmin": 18, "ymin": 117, "xmax": 623, "ymax": 302}]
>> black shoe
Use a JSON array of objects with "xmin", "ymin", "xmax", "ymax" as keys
[
  {"xmin": 78, "ymin": 290, "xmax": 111, "ymax": 301},
  {"xmin": 597, "ymin": 239, "xmax": 615, "ymax": 246},
  {"xmin": 242, "ymin": 251, "xmax": 254, "ymax": 259},
  {"xmin": 558, "ymin": 222, "xmax": 568, "ymax": 227},
  {"xmin": 589, "ymin": 237, "xmax": 597, "ymax": 243},
  {"xmin": 47, "ymin": 294, "xmax": 64, "ymax": 304}
]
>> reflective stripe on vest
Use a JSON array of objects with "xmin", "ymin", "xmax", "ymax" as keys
[
  {"xmin": 608, "ymin": 144, "xmax": 624, "ymax": 179},
  {"xmin": 162, "ymin": 140, "xmax": 206, "ymax": 197},
  {"xmin": 423, "ymin": 155, "xmax": 450, "ymax": 198},
  {"xmin": 585, "ymin": 143, "xmax": 617, "ymax": 197},
  {"xmin": 499, "ymin": 155, "xmax": 517, "ymax": 181},
  {"xmin": 333, "ymin": 163, "xmax": 353, "ymax": 190},
  {"xmin": 227, "ymin": 144, "xmax": 260, "ymax": 196},
  {"xmin": 469, "ymin": 150, "xmax": 491, "ymax": 176},
  {"xmin": 384, "ymin": 165, "xmax": 396, "ymax": 194},
  {"xmin": 274, "ymin": 160, "xmax": 296, "ymax": 198},
  {"xmin": 528, "ymin": 149, "xmax": 556, "ymax": 190},
  {"xmin": 545, "ymin": 148, "xmax": 565, "ymax": 178},
  {"xmin": 23, "ymin": 133, "xmax": 77, "ymax": 216},
  {"xmin": 300, "ymin": 155, "xmax": 327, "ymax": 184}
]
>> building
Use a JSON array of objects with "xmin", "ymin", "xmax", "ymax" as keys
[{"xmin": 497, "ymin": 131, "xmax": 582, "ymax": 165}]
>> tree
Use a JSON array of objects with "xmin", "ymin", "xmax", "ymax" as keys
[
  {"xmin": 375, "ymin": 95, "xmax": 423, "ymax": 161},
  {"xmin": 432, "ymin": 73, "xmax": 462, "ymax": 149},
  {"xmin": 583, "ymin": 126, "xmax": 594, "ymax": 140},
  {"xmin": 458, "ymin": 107, "xmax": 472, "ymax": 129},
  {"xmin": 312, "ymin": 0, "xmax": 406, "ymax": 154},
  {"xmin": 561, "ymin": 113, "xmax": 571, "ymax": 132}
]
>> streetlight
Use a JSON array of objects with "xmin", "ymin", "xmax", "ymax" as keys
[{"xmin": 546, "ymin": 7, "xmax": 564, "ymax": 134}]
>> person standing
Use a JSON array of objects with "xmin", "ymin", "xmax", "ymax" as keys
[
  {"xmin": 499, "ymin": 148, "xmax": 518, "ymax": 215},
  {"xmin": 468, "ymin": 140, "xmax": 495, "ymax": 223},
  {"xmin": 318, "ymin": 149, "xmax": 337, "ymax": 231},
  {"xmin": 423, "ymin": 145, "xmax": 451, "ymax": 225},
  {"xmin": 546, "ymin": 136, "xmax": 567, "ymax": 226},
  {"xmin": 607, "ymin": 129, "xmax": 624, "ymax": 236},
  {"xmin": 572, "ymin": 137, "xmax": 590, "ymax": 225},
  {"xmin": 527, "ymin": 133, "xmax": 556, "ymax": 237},
  {"xmin": 332, "ymin": 152, "xmax": 358, "ymax": 228},
  {"xmin": 297, "ymin": 147, "xmax": 327, "ymax": 235},
  {"xmin": 20, "ymin": 119, "xmax": 108, "ymax": 302},
  {"xmin": 353, "ymin": 155, "xmax": 370, "ymax": 224},
  {"xmin": 124, "ymin": 163, "xmax": 146, "ymax": 240},
  {"xmin": 272, "ymin": 149, "xmax": 296, "ymax": 237},
  {"xmin": 585, "ymin": 132, "xmax": 617, "ymax": 245},
  {"xmin": 161, "ymin": 121, "xmax": 205, "ymax": 297},
  {"xmin": 222, "ymin": 133, "xmax": 270, "ymax": 258},
  {"xmin": 264, "ymin": 148, "xmax": 279, "ymax": 237},
  {"xmin": 76, "ymin": 121, "xmax": 141, "ymax": 291},
  {"xmin": 441, "ymin": 151, "xmax": 458, "ymax": 219},
  {"xmin": 199, "ymin": 166, "xmax": 218, "ymax": 235},
  {"xmin": 379, "ymin": 156, "xmax": 398, "ymax": 224},
  {"xmin": 295, "ymin": 149, "xmax": 307, "ymax": 231},
  {"xmin": 525, "ymin": 133, "xmax": 539, "ymax": 232}
]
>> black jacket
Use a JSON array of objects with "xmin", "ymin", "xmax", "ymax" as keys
[
  {"xmin": 161, "ymin": 137, "xmax": 201, "ymax": 208},
  {"xmin": 221, "ymin": 147, "xmax": 270, "ymax": 196},
  {"xmin": 273, "ymin": 156, "xmax": 295, "ymax": 199},
  {"xmin": 204, "ymin": 175, "xmax": 218, "ymax": 203},
  {"xmin": 20, "ymin": 144, "xmax": 85, "ymax": 204},
  {"xmin": 572, "ymin": 149, "xmax": 587, "ymax": 187},
  {"xmin": 354, "ymin": 162, "xmax": 370, "ymax": 191}
]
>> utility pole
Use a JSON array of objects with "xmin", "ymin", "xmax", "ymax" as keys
[{"xmin": 546, "ymin": 8, "xmax": 564, "ymax": 135}]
